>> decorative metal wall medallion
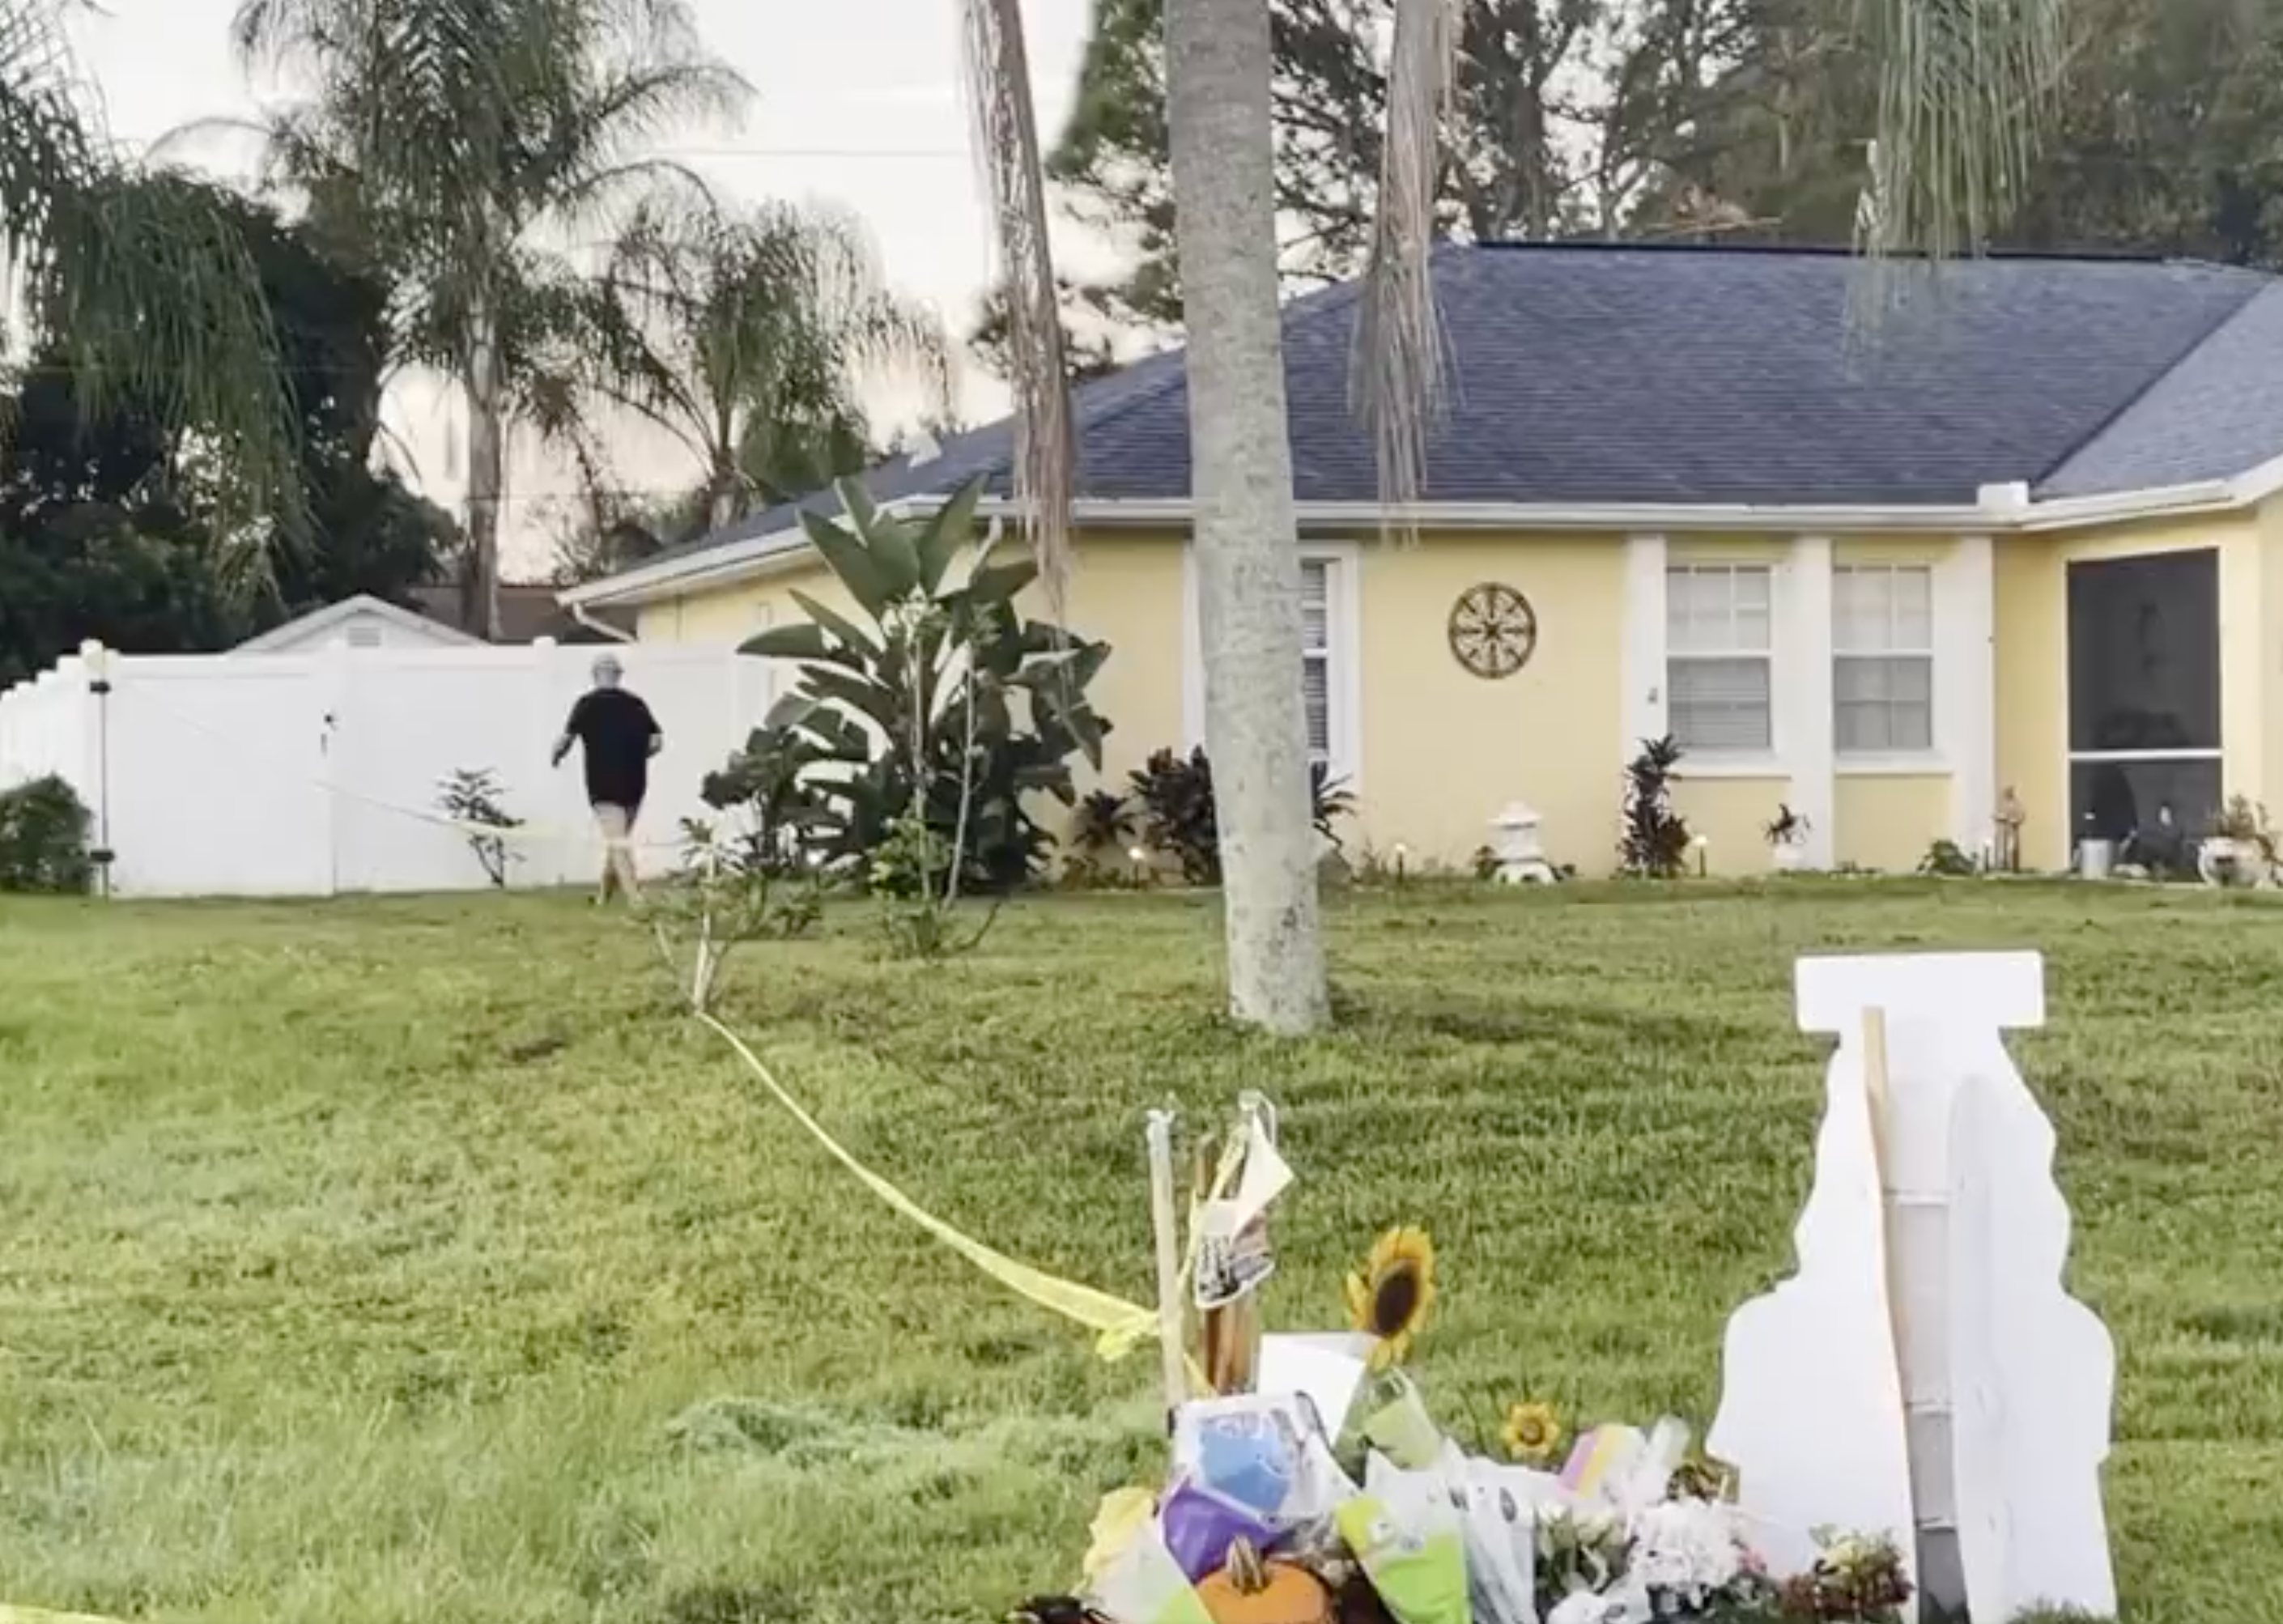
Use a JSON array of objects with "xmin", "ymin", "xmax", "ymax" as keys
[{"xmin": 1448, "ymin": 583, "xmax": 1537, "ymax": 678}]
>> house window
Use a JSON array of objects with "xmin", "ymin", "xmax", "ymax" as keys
[
  {"xmin": 1834, "ymin": 565, "xmax": 1934, "ymax": 754},
  {"xmin": 1666, "ymin": 564, "xmax": 1772, "ymax": 753},
  {"xmin": 1301, "ymin": 558, "xmax": 1333, "ymax": 765}
]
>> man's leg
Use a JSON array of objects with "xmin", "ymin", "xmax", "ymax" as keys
[
  {"xmin": 593, "ymin": 804, "xmax": 630, "ymax": 903},
  {"xmin": 610, "ymin": 801, "xmax": 644, "ymax": 902}
]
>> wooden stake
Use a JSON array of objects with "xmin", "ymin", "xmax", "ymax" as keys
[
  {"xmin": 1860, "ymin": 1007, "xmax": 1907, "ymax": 1378},
  {"xmin": 1146, "ymin": 1109, "xmax": 1189, "ymax": 1418}
]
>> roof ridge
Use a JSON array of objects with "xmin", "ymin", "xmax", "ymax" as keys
[{"xmin": 2029, "ymin": 272, "xmax": 2274, "ymax": 487}]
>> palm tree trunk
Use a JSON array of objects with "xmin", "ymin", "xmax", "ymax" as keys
[
  {"xmin": 1165, "ymin": 0, "xmax": 1329, "ymax": 1035},
  {"xmin": 460, "ymin": 296, "xmax": 507, "ymax": 641}
]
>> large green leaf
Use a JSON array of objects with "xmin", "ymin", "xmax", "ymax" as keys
[
  {"xmin": 916, "ymin": 477, "xmax": 987, "ymax": 593},
  {"xmin": 743, "ymin": 623, "xmax": 833, "ymax": 660},
  {"xmin": 833, "ymin": 477, "xmax": 882, "ymax": 534},
  {"xmin": 788, "ymin": 589, "xmax": 884, "ymax": 657},
  {"xmin": 862, "ymin": 512, "xmax": 925, "ymax": 599},
  {"xmin": 966, "ymin": 556, "xmax": 1040, "ymax": 607},
  {"xmin": 802, "ymin": 665, "xmax": 902, "ymax": 736},
  {"xmin": 800, "ymin": 508, "xmax": 898, "ymax": 614}
]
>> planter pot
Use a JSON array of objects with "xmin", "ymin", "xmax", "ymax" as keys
[{"xmin": 1771, "ymin": 843, "xmax": 1806, "ymax": 873}]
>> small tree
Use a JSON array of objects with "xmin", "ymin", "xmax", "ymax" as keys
[
  {"xmin": 1618, "ymin": 736, "xmax": 1692, "ymax": 878},
  {"xmin": 436, "ymin": 767, "xmax": 522, "ymax": 888},
  {"xmin": 733, "ymin": 475, "xmax": 1113, "ymax": 901}
]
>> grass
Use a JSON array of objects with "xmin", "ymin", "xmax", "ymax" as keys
[{"xmin": 3, "ymin": 880, "xmax": 2283, "ymax": 1624}]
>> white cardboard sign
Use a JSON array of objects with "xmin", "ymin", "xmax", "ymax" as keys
[{"xmin": 1709, "ymin": 952, "xmax": 2115, "ymax": 1624}]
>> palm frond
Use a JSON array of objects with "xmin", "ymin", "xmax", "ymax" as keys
[
  {"xmin": 1352, "ymin": 0, "xmax": 1460, "ymax": 545},
  {"xmin": 599, "ymin": 192, "xmax": 949, "ymax": 530},
  {"xmin": 1852, "ymin": 0, "xmax": 2067, "ymax": 299},
  {"xmin": 2, "ymin": 0, "xmax": 302, "ymax": 584},
  {"xmin": 959, "ymin": 0, "xmax": 1076, "ymax": 600}
]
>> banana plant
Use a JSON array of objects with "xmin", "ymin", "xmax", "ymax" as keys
[{"xmin": 732, "ymin": 475, "xmax": 1112, "ymax": 889}]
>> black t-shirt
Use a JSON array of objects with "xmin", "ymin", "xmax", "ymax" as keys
[{"xmin": 564, "ymin": 687, "xmax": 659, "ymax": 808}]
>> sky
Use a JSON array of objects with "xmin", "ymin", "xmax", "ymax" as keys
[{"xmin": 66, "ymin": 0, "xmax": 1112, "ymax": 577}]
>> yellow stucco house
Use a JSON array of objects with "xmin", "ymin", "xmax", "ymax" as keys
[{"xmin": 560, "ymin": 242, "xmax": 2283, "ymax": 877}]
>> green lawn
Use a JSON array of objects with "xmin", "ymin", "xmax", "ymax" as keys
[{"xmin": 4, "ymin": 882, "xmax": 2283, "ymax": 1624}]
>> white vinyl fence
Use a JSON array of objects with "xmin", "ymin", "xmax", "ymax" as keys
[{"xmin": 0, "ymin": 638, "xmax": 776, "ymax": 897}]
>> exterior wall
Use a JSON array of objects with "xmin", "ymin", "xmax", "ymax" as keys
[
  {"xmin": 1336, "ymin": 532, "xmax": 1623, "ymax": 873},
  {"xmin": 1672, "ymin": 776, "xmax": 1788, "ymax": 873},
  {"xmin": 1990, "ymin": 512, "xmax": 2262, "ymax": 869},
  {"xmin": 1834, "ymin": 775, "xmax": 1949, "ymax": 871},
  {"xmin": 632, "ymin": 512, "xmax": 2283, "ymax": 880}
]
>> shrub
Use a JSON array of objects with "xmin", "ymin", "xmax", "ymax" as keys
[
  {"xmin": 1128, "ymin": 746, "xmax": 1354, "ymax": 886},
  {"xmin": 732, "ymin": 476, "xmax": 1113, "ymax": 895},
  {"xmin": 1918, "ymin": 838, "xmax": 1978, "ymax": 877},
  {"xmin": 1061, "ymin": 789, "xmax": 1141, "ymax": 886},
  {"xmin": 1618, "ymin": 736, "xmax": 1691, "ymax": 878},
  {"xmin": 436, "ymin": 767, "xmax": 522, "ymax": 888},
  {"xmin": 648, "ymin": 819, "xmax": 825, "ymax": 1012},
  {"xmin": 0, "ymin": 774, "xmax": 96, "ymax": 894}
]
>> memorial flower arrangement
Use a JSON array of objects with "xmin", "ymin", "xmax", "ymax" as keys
[{"xmin": 1020, "ymin": 1101, "xmax": 1912, "ymax": 1624}]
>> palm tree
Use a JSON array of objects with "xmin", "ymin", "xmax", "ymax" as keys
[
  {"xmin": 601, "ymin": 197, "xmax": 953, "ymax": 538},
  {"xmin": 2, "ymin": 0, "xmax": 300, "ymax": 568},
  {"xmin": 232, "ymin": 0, "xmax": 750, "ymax": 637}
]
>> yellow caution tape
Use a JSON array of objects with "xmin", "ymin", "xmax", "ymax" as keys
[{"xmin": 695, "ymin": 1011, "xmax": 1166, "ymax": 1359}]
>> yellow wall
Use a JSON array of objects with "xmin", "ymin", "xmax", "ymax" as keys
[
  {"xmin": 1670, "ymin": 777, "xmax": 1785, "ymax": 874},
  {"xmin": 629, "ymin": 507, "xmax": 2283, "ymax": 877},
  {"xmin": 1992, "ymin": 512, "xmax": 2263, "ymax": 869},
  {"xmin": 1350, "ymin": 533, "xmax": 1623, "ymax": 871},
  {"xmin": 1834, "ymin": 775, "xmax": 1948, "ymax": 870}
]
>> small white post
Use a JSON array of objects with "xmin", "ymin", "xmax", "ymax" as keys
[{"xmin": 1146, "ymin": 1109, "xmax": 1188, "ymax": 1418}]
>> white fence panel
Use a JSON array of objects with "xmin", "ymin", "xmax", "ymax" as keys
[
  {"xmin": 104, "ymin": 654, "xmax": 336, "ymax": 896},
  {"xmin": 0, "ymin": 660, "xmax": 92, "ymax": 797},
  {"xmin": 0, "ymin": 636, "xmax": 777, "ymax": 898}
]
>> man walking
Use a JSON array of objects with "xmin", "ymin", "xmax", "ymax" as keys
[{"xmin": 551, "ymin": 652, "xmax": 663, "ymax": 904}]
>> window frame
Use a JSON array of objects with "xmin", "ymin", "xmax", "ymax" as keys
[
  {"xmin": 1664, "ymin": 562, "xmax": 1776, "ymax": 759},
  {"xmin": 1181, "ymin": 539, "xmax": 1363, "ymax": 793},
  {"xmin": 1832, "ymin": 563, "xmax": 1938, "ymax": 763}
]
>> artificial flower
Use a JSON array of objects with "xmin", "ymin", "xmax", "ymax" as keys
[
  {"xmin": 1344, "ymin": 1227, "xmax": 1436, "ymax": 1369},
  {"xmin": 1499, "ymin": 1400, "xmax": 1563, "ymax": 1466}
]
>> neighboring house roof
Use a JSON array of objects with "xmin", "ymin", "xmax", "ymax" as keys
[
  {"xmin": 232, "ymin": 593, "xmax": 483, "ymax": 653},
  {"xmin": 568, "ymin": 241, "xmax": 2283, "ymax": 605},
  {"xmin": 406, "ymin": 584, "xmax": 636, "ymax": 644}
]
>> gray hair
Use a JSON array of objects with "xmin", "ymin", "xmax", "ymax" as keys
[{"xmin": 591, "ymin": 652, "xmax": 623, "ymax": 686}]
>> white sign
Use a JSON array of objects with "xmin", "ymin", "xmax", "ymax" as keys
[{"xmin": 1709, "ymin": 952, "xmax": 2116, "ymax": 1624}]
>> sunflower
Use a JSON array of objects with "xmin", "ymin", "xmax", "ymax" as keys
[
  {"xmin": 1343, "ymin": 1226, "xmax": 1436, "ymax": 1368},
  {"xmin": 1499, "ymin": 1400, "xmax": 1563, "ymax": 1466}
]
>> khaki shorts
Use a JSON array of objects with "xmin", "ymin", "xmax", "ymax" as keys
[{"xmin": 593, "ymin": 803, "xmax": 638, "ymax": 843}]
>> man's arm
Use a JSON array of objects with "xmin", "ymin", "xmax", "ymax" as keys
[
  {"xmin": 642, "ymin": 699, "xmax": 664, "ymax": 758},
  {"xmin": 551, "ymin": 695, "xmax": 587, "ymax": 767}
]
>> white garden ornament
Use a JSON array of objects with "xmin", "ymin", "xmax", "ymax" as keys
[
  {"xmin": 1708, "ymin": 951, "xmax": 2116, "ymax": 1624},
  {"xmin": 1488, "ymin": 801, "xmax": 1556, "ymax": 884}
]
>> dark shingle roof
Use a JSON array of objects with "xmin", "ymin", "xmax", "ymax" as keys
[
  {"xmin": 631, "ymin": 242, "xmax": 2281, "ymax": 578},
  {"xmin": 409, "ymin": 584, "xmax": 634, "ymax": 643},
  {"xmin": 2036, "ymin": 281, "xmax": 2283, "ymax": 498}
]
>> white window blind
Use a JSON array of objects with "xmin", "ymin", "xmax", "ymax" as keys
[
  {"xmin": 1301, "ymin": 559, "xmax": 1332, "ymax": 763},
  {"xmin": 1834, "ymin": 565, "xmax": 1934, "ymax": 754},
  {"xmin": 1666, "ymin": 565, "xmax": 1773, "ymax": 753}
]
